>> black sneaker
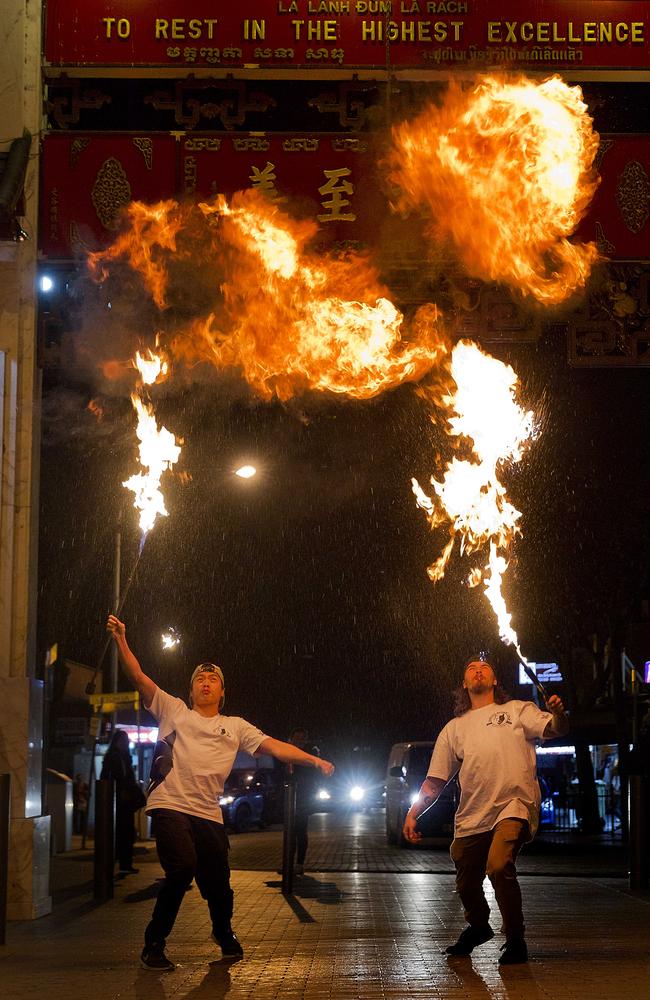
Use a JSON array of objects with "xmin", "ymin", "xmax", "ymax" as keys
[
  {"xmin": 140, "ymin": 946, "xmax": 175, "ymax": 971},
  {"xmin": 446, "ymin": 924, "xmax": 494, "ymax": 955},
  {"xmin": 212, "ymin": 930, "xmax": 244, "ymax": 959},
  {"xmin": 499, "ymin": 937, "xmax": 528, "ymax": 965}
]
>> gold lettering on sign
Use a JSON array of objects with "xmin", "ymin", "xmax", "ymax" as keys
[
  {"xmin": 250, "ymin": 161, "xmax": 284, "ymax": 201},
  {"xmin": 283, "ymin": 138, "xmax": 320, "ymax": 152},
  {"xmin": 317, "ymin": 167, "xmax": 356, "ymax": 222},
  {"xmin": 233, "ymin": 137, "xmax": 271, "ymax": 152},
  {"xmin": 185, "ymin": 137, "xmax": 222, "ymax": 151}
]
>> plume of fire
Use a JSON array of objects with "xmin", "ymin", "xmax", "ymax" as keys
[
  {"xmin": 124, "ymin": 349, "xmax": 181, "ymax": 536},
  {"xmin": 389, "ymin": 74, "xmax": 600, "ymax": 305},
  {"xmin": 90, "ymin": 189, "xmax": 448, "ymax": 401},
  {"xmin": 88, "ymin": 200, "xmax": 183, "ymax": 310},
  {"xmin": 413, "ymin": 340, "xmax": 535, "ymax": 659}
]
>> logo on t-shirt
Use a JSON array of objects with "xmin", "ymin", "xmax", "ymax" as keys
[{"xmin": 487, "ymin": 711, "xmax": 512, "ymax": 727}]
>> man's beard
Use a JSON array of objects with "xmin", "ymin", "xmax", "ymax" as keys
[{"xmin": 468, "ymin": 681, "xmax": 494, "ymax": 695}]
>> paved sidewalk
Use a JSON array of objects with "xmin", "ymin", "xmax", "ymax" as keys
[{"xmin": 3, "ymin": 861, "xmax": 649, "ymax": 999}]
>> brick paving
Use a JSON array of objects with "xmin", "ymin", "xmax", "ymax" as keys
[
  {"xmin": 1, "ymin": 812, "xmax": 641, "ymax": 999},
  {"xmin": 2, "ymin": 865, "xmax": 649, "ymax": 1000}
]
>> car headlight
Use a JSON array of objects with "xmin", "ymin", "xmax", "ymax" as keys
[
  {"xmin": 219, "ymin": 795, "xmax": 234, "ymax": 806},
  {"xmin": 349, "ymin": 785, "xmax": 365, "ymax": 802},
  {"xmin": 317, "ymin": 789, "xmax": 331, "ymax": 801}
]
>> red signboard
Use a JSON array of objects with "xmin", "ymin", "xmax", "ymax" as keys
[
  {"xmin": 39, "ymin": 132, "xmax": 381, "ymax": 257},
  {"xmin": 40, "ymin": 131, "xmax": 650, "ymax": 261},
  {"xmin": 44, "ymin": 0, "xmax": 650, "ymax": 70}
]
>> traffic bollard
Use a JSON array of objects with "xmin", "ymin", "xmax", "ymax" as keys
[
  {"xmin": 281, "ymin": 772, "xmax": 297, "ymax": 896},
  {"xmin": 94, "ymin": 778, "xmax": 114, "ymax": 901}
]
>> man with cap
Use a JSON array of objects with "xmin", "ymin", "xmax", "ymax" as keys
[
  {"xmin": 106, "ymin": 615, "xmax": 334, "ymax": 971},
  {"xmin": 402, "ymin": 653, "xmax": 568, "ymax": 965}
]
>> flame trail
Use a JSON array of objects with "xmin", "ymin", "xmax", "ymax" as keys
[
  {"xmin": 124, "ymin": 349, "xmax": 181, "ymax": 536},
  {"xmin": 413, "ymin": 340, "xmax": 535, "ymax": 659},
  {"xmin": 389, "ymin": 74, "xmax": 600, "ymax": 304},
  {"xmin": 90, "ymin": 189, "xmax": 448, "ymax": 401}
]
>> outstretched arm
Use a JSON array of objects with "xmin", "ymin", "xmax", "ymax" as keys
[
  {"xmin": 403, "ymin": 775, "xmax": 448, "ymax": 843},
  {"xmin": 106, "ymin": 615, "xmax": 157, "ymax": 709},
  {"xmin": 258, "ymin": 737, "xmax": 335, "ymax": 777}
]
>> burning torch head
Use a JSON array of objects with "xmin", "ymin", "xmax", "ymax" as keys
[{"xmin": 190, "ymin": 662, "xmax": 225, "ymax": 710}]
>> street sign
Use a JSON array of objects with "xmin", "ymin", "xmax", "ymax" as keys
[{"xmin": 88, "ymin": 690, "xmax": 140, "ymax": 711}]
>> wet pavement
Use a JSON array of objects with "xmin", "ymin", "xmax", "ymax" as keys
[{"xmin": 1, "ymin": 811, "xmax": 647, "ymax": 999}]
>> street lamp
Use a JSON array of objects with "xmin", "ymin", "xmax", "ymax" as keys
[{"xmin": 234, "ymin": 464, "xmax": 257, "ymax": 479}]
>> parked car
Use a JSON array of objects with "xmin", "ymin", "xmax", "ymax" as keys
[
  {"xmin": 219, "ymin": 768, "xmax": 265, "ymax": 833},
  {"xmin": 385, "ymin": 741, "xmax": 458, "ymax": 846}
]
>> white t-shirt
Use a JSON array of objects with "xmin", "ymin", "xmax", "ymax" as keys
[
  {"xmin": 146, "ymin": 687, "xmax": 268, "ymax": 823},
  {"xmin": 427, "ymin": 700, "xmax": 552, "ymax": 839}
]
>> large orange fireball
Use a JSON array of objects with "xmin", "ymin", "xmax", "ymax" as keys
[{"xmin": 389, "ymin": 74, "xmax": 600, "ymax": 305}]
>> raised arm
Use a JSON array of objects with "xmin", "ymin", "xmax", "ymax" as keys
[
  {"xmin": 106, "ymin": 615, "xmax": 157, "ymax": 709},
  {"xmin": 403, "ymin": 775, "xmax": 448, "ymax": 843},
  {"xmin": 257, "ymin": 737, "xmax": 335, "ymax": 777}
]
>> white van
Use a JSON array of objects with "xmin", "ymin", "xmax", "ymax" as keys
[{"xmin": 385, "ymin": 741, "xmax": 458, "ymax": 846}]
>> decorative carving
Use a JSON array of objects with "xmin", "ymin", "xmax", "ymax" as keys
[
  {"xmin": 91, "ymin": 158, "xmax": 131, "ymax": 230},
  {"xmin": 594, "ymin": 138, "xmax": 615, "ymax": 172},
  {"xmin": 47, "ymin": 78, "xmax": 112, "ymax": 129},
  {"xmin": 308, "ymin": 82, "xmax": 376, "ymax": 131},
  {"xmin": 69, "ymin": 138, "xmax": 90, "ymax": 169},
  {"xmin": 144, "ymin": 78, "xmax": 275, "ymax": 130},
  {"xmin": 616, "ymin": 160, "xmax": 650, "ymax": 235},
  {"xmin": 69, "ymin": 221, "xmax": 93, "ymax": 255},
  {"xmin": 594, "ymin": 222, "xmax": 616, "ymax": 257},
  {"xmin": 133, "ymin": 137, "xmax": 153, "ymax": 170},
  {"xmin": 567, "ymin": 263, "xmax": 650, "ymax": 366}
]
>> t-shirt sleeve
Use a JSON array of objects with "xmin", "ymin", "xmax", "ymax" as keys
[
  {"xmin": 427, "ymin": 724, "xmax": 459, "ymax": 781},
  {"xmin": 235, "ymin": 717, "xmax": 268, "ymax": 755},
  {"xmin": 519, "ymin": 701, "xmax": 553, "ymax": 741},
  {"xmin": 148, "ymin": 687, "xmax": 185, "ymax": 730}
]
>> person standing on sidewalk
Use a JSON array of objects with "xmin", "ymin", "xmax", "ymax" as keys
[
  {"xmin": 100, "ymin": 729, "xmax": 145, "ymax": 874},
  {"xmin": 288, "ymin": 728, "xmax": 320, "ymax": 876},
  {"xmin": 403, "ymin": 654, "xmax": 569, "ymax": 965},
  {"xmin": 106, "ymin": 615, "xmax": 335, "ymax": 972}
]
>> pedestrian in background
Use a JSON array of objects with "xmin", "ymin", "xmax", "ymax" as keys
[{"xmin": 100, "ymin": 729, "xmax": 145, "ymax": 874}]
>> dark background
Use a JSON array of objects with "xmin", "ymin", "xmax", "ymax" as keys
[{"xmin": 36, "ymin": 78, "xmax": 650, "ymax": 760}]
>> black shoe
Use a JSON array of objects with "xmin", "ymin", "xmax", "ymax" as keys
[
  {"xmin": 119, "ymin": 866, "xmax": 139, "ymax": 874},
  {"xmin": 499, "ymin": 937, "xmax": 528, "ymax": 965},
  {"xmin": 446, "ymin": 924, "xmax": 494, "ymax": 955},
  {"xmin": 213, "ymin": 930, "xmax": 244, "ymax": 959},
  {"xmin": 140, "ymin": 946, "xmax": 175, "ymax": 971}
]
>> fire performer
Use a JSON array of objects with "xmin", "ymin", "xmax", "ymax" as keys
[
  {"xmin": 106, "ymin": 614, "xmax": 335, "ymax": 971},
  {"xmin": 403, "ymin": 654, "xmax": 568, "ymax": 965}
]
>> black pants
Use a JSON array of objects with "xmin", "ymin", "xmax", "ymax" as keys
[
  {"xmin": 145, "ymin": 809, "xmax": 233, "ymax": 948},
  {"xmin": 294, "ymin": 808, "xmax": 309, "ymax": 865}
]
